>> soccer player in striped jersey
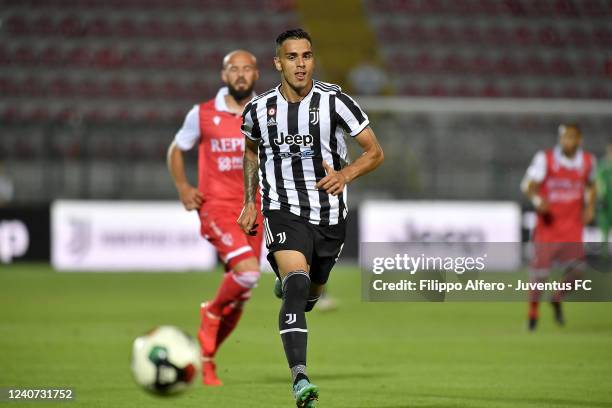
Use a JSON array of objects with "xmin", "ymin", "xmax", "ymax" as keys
[
  {"xmin": 167, "ymin": 50, "xmax": 263, "ymax": 386},
  {"xmin": 238, "ymin": 29, "xmax": 384, "ymax": 407}
]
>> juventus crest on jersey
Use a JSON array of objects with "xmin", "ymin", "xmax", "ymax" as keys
[{"xmin": 241, "ymin": 80, "xmax": 369, "ymax": 226}]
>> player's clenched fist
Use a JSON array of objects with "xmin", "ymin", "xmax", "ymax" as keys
[
  {"xmin": 178, "ymin": 183, "xmax": 204, "ymax": 211},
  {"xmin": 315, "ymin": 161, "xmax": 348, "ymax": 196},
  {"xmin": 238, "ymin": 202, "xmax": 259, "ymax": 236}
]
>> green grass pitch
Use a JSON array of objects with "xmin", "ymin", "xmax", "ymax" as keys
[{"xmin": 1, "ymin": 263, "xmax": 612, "ymax": 408}]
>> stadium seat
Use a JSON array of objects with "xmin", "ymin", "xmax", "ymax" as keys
[
  {"xmin": 6, "ymin": 15, "xmax": 27, "ymax": 35},
  {"xmin": 87, "ymin": 18, "xmax": 112, "ymax": 36}
]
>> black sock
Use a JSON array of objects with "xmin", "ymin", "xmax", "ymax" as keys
[
  {"xmin": 293, "ymin": 372, "xmax": 309, "ymax": 386},
  {"xmin": 279, "ymin": 271, "xmax": 310, "ymax": 375}
]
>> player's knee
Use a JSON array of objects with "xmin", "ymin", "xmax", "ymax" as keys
[
  {"xmin": 282, "ymin": 270, "xmax": 310, "ymax": 300},
  {"xmin": 239, "ymin": 290, "xmax": 252, "ymax": 302},
  {"xmin": 232, "ymin": 270, "xmax": 260, "ymax": 289}
]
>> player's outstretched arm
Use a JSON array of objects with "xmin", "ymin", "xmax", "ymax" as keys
[
  {"xmin": 316, "ymin": 126, "xmax": 384, "ymax": 196},
  {"xmin": 167, "ymin": 141, "xmax": 203, "ymax": 211},
  {"xmin": 238, "ymin": 137, "xmax": 259, "ymax": 235}
]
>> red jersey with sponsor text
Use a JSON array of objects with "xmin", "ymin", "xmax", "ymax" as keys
[
  {"xmin": 534, "ymin": 149, "xmax": 593, "ymax": 242},
  {"xmin": 197, "ymin": 99, "xmax": 247, "ymax": 206}
]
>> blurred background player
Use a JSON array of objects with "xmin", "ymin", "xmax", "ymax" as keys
[
  {"xmin": 167, "ymin": 50, "xmax": 263, "ymax": 385},
  {"xmin": 596, "ymin": 141, "xmax": 612, "ymax": 248},
  {"xmin": 238, "ymin": 29, "xmax": 384, "ymax": 407},
  {"xmin": 521, "ymin": 123, "xmax": 596, "ymax": 331}
]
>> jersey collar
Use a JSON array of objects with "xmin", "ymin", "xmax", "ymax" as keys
[
  {"xmin": 553, "ymin": 145, "xmax": 583, "ymax": 169},
  {"xmin": 276, "ymin": 80, "xmax": 315, "ymax": 103},
  {"xmin": 214, "ymin": 87, "xmax": 255, "ymax": 113}
]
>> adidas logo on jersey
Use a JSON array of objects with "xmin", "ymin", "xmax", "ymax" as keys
[{"xmin": 272, "ymin": 132, "xmax": 314, "ymax": 147}]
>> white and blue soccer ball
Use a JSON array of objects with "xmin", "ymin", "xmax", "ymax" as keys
[{"xmin": 131, "ymin": 325, "xmax": 200, "ymax": 395}]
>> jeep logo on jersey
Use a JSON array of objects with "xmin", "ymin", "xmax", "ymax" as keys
[{"xmin": 272, "ymin": 132, "xmax": 314, "ymax": 147}]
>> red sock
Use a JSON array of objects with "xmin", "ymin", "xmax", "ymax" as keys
[
  {"xmin": 217, "ymin": 304, "xmax": 244, "ymax": 347},
  {"xmin": 528, "ymin": 301, "xmax": 539, "ymax": 320},
  {"xmin": 208, "ymin": 273, "xmax": 250, "ymax": 316}
]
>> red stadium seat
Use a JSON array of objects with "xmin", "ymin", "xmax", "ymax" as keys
[
  {"xmin": 115, "ymin": 18, "xmax": 138, "ymax": 37},
  {"xmin": 76, "ymin": 78, "xmax": 101, "ymax": 98},
  {"xmin": 452, "ymin": 83, "xmax": 477, "ymax": 97},
  {"xmin": 430, "ymin": 83, "xmax": 450, "ymax": 97},
  {"xmin": 40, "ymin": 46, "xmax": 62, "ymax": 65},
  {"xmin": 550, "ymin": 57, "xmax": 574, "ymax": 76},
  {"xmin": 513, "ymin": 25, "xmax": 534, "ymax": 46},
  {"xmin": 108, "ymin": 78, "xmax": 128, "ymax": 97},
  {"xmin": 507, "ymin": 84, "xmax": 529, "ymax": 98},
  {"xmin": 523, "ymin": 55, "xmax": 548, "ymax": 76},
  {"xmin": 67, "ymin": 46, "xmax": 92, "ymax": 67},
  {"xmin": 593, "ymin": 27, "xmax": 612, "ymax": 47},
  {"xmin": 13, "ymin": 46, "xmax": 35, "ymax": 65},
  {"xmin": 176, "ymin": 49, "xmax": 200, "ymax": 69},
  {"xmin": 554, "ymin": 0, "xmax": 578, "ymax": 16},
  {"xmin": 530, "ymin": 0, "xmax": 554, "ymax": 16},
  {"xmin": 538, "ymin": 26, "xmax": 564, "ymax": 47},
  {"xmin": 496, "ymin": 55, "xmax": 520, "ymax": 76},
  {"xmin": 486, "ymin": 26, "xmax": 510, "ymax": 45},
  {"xmin": 149, "ymin": 49, "xmax": 174, "ymax": 68},
  {"xmin": 461, "ymin": 26, "xmax": 483, "ymax": 44},
  {"xmin": 406, "ymin": 23, "xmax": 427, "ymax": 42},
  {"xmin": 134, "ymin": 79, "xmax": 156, "ymax": 98},
  {"xmin": 59, "ymin": 16, "xmax": 84, "ymax": 37},
  {"xmin": 0, "ymin": 45, "xmax": 9, "ymax": 65},
  {"xmin": 560, "ymin": 86, "xmax": 580, "ymax": 98},
  {"xmin": 441, "ymin": 53, "xmax": 466, "ymax": 73},
  {"xmin": 93, "ymin": 47, "xmax": 123, "ymax": 68},
  {"xmin": 87, "ymin": 18, "xmax": 112, "ymax": 37},
  {"xmin": 566, "ymin": 27, "xmax": 591, "ymax": 47},
  {"xmin": 49, "ymin": 78, "xmax": 73, "ymax": 97},
  {"xmin": 581, "ymin": 0, "xmax": 609, "ymax": 16},
  {"xmin": 378, "ymin": 23, "xmax": 400, "ymax": 42},
  {"xmin": 169, "ymin": 20, "xmax": 196, "ymax": 39},
  {"xmin": 5, "ymin": 15, "xmax": 28, "ymax": 35},
  {"xmin": 476, "ymin": 0, "xmax": 501, "ymax": 15},
  {"xmin": 534, "ymin": 85, "xmax": 554, "ymax": 98},
  {"xmin": 32, "ymin": 16, "xmax": 56, "ymax": 35},
  {"xmin": 431, "ymin": 24, "xmax": 454, "ymax": 43},
  {"xmin": 588, "ymin": 87, "xmax": 609, "ymax": 99},
  {"xmin": 414, "ymin": 52, "xmax": 436, "ymax": 73},
  {"xmin": 468, "ymin": 55, "xmax": 493, "ymax": 75},
  {"xmin": 140, "ymin": 18, "xmax": 165, "ymax": 37},
  {"xmin": 480, "ymin": 83, "xmax": 501, "ymax": 97},
  {"xmin": 123, "ymin": 48, "xmax": 147, "ymax": 68}
]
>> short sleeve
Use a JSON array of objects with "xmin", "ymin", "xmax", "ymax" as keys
[
  {"xmin": 334, "ymin": 92, "xmax": 370, "ymax": 137},
  {"xmin": 525, "ymin": 151, "xmax": 547, "ymax": 183},
  {"xmin": 241, "ymin": 102, "xmax": 261, "ymax": 141},
  {"xmin": 174, "ymin": 105, "xmax": 201, "ymax": 150}
]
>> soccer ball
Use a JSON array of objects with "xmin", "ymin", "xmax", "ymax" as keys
[{"xmin": 131, "ymin": 325, "xmax": 200, "ymax": 395}]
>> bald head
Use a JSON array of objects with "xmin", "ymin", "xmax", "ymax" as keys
[
  {"xmin": 222, "ymin": 50, "xmax": 257, "ymax": 70},
  {"xmin": 221, "ymin": 49, "xmax": 259, "ymax": 103}
]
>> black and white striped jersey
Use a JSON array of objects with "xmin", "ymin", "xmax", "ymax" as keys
[{"xmin": 241, "ymin": 80, "xmax": 370, "ymax": 226}]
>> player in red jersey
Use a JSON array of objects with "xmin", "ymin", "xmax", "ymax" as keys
[
  {"xmin": 167, "ymin": 50, "xmax": 263, "ymax": 385},
  {"xmin": 521, "ymin": 123, "xmax": 596, "ymax": 330}
]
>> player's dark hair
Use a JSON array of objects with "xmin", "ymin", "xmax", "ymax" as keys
[{"xmin": 275, "ymin": 28, "xmax": 312, "ymax": 54}]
